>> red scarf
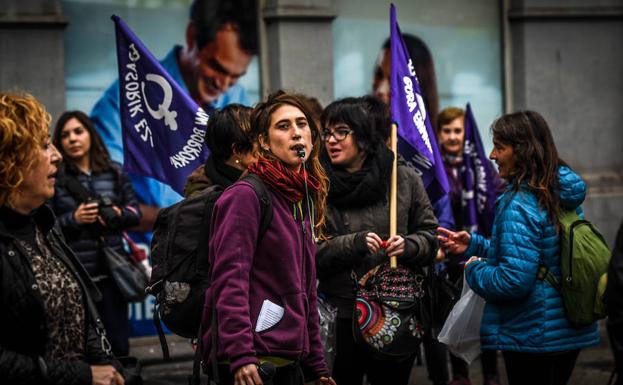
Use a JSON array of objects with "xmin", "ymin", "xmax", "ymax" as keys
[{"xmin": 248, "ymin": 157, "xmax": 320, "ymax": 203}]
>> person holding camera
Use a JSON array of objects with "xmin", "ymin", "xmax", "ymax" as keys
[{"xmin": 51, "ymin": 110, "xmax": 141, "ymax": 357}]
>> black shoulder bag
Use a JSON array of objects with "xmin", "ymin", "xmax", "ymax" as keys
[{"xmin": 62, "ymin": 173, "xmax": 147, "ymax": 302}]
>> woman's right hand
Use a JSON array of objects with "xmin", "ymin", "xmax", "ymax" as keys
[
  {"xmin": 90, "ymin": 365, "xmax": 124, "ymax": 385},
  {"xmin": 234, "ymin": 363, "xmax": 263, "ymax": 385},
  {"xmin": 365, "ymin": 232, "xmax": 383, "ymax": 254},
  {"xmin": 74, "ymin": 202, "xmax": 99, "ymax": 224},
  {"xmin": 437, "ymin": 227, "xmax": 471, "ymax": 255}
]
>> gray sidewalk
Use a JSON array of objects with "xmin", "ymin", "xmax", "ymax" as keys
[{"xmin": 132, "ymin": 323, "xmax": 616, "ymax": 385}]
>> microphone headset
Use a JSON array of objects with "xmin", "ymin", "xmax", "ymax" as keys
[
  {"xmin": 296, "ymin": 147, "xmax": 306, "ymax": 159},
  {"xmin": 297, "ymin": 145, "xmax": 317, "ymax": 241}
]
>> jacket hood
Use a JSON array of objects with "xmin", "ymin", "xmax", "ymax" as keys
[
  {"xmin": 183, "ymin": 164, "xmax": 214, "ymax": 198},
  {"xmin": 558, "ymin": 166, "xmax": 586, "ymax": 210}
]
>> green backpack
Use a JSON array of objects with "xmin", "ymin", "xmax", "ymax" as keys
[{"xmin": 540, "ymin": 210, "xmax": 612, "ymax": 327}]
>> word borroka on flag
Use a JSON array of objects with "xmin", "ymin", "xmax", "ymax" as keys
[
  {"xmin": 462, "ymin": 103, "xmax": 499, "ymax": 237},
  {"xmin": 112, "ymin": 15, "xmax": 209, "ymax": 195},
  {"xmin": 388, "ymin": 5, "xmax": 449, "ymax": 202}
]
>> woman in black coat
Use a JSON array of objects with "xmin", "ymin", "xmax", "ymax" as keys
[
  {"xmin": 0, "ymin": 92, "xmax": 124, "ymax": 384},
  {"xmin": 51, "ymin": 110, "xmax": 141, "ymax": 357},
  {"xmin": 316, "ymin": 96, "xmax": 438, "ymax": 385}
]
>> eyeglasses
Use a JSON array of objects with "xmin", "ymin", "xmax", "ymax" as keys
[{"xmin": 321, "ymin": 128, "xmax": 354, "ymax": 142}]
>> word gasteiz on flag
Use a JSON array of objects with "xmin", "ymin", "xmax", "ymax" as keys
[{"xmin": 112, "ymin": 15, "xmax": 209, "ymax": 195}]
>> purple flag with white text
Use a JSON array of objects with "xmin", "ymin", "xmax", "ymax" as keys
[
  {"xmin": 389, "ymin": 5, "xmax": 449, "ymax": 202},
  {"xmin": 112, "ymin": 15, "xmax": 209, "ymax": 195},
  {"xmin": 462, "ymin": 103, "xmax": 500, "ymax": 237}
]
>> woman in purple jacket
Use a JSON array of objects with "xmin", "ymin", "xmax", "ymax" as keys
[{"xmin": 202, "ymin": 91, "xmax": 336, "ymax": 385}]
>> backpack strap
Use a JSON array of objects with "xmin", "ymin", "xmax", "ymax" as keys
[
  {"xmin": 62, "ymin": 173, "xmax": 93, "ymax": 203},
  {"xmin": 240, "ymin": 173, "xmax": 274, "ymax": 239},
  {"xmin": 537, "ymin": 262, "xmax": 562, "ymax": 292},
  {"xmin": 195, "ymin": 185, "xmax": 225, "ymax": 274}
]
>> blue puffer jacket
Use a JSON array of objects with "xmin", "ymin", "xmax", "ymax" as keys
[{"xmin": 464, "ymin": 166, "xmax": 600, "ymax": 353}]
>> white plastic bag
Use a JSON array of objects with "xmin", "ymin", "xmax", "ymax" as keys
[
  {"xmin": 437, "ymin": 275, "xmax": 485, "ymax": 364},
  {"xmin": 318, "ymin": 295, "xmax": 337, "ymax": 372}
]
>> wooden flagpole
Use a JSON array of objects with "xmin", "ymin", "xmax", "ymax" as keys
[{"xmin": 390, "ymin": 122, "xmax": 398, "ymax": 268}]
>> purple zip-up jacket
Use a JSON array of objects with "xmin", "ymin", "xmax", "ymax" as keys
[{"xmin": 201, "ymin": 179, "xmax": 329, "ymax": 379}]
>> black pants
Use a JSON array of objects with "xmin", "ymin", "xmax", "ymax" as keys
[
  {"xmin": 422, "ymin": 331, "xmax": 498, "ymax": 384},
  {"xmin": 608, "ymin": 320, "xmax": 623, "ymax": 385},
  {"xmin": 216, "ymin": 363, "xmax": 303, "ymax": 385},
  {"xmin": 96, "ymin": 277, "xmax": 130, "ymax": 356},
  {"xmin": 332, "ymin": 318, "xmax": 416, "ymax": 385},
  {"xmin": 502, "ymin": 350, "xmax": 579, "ymax": 385}
]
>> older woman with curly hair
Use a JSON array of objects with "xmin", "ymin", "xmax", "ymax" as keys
[{"xmin": 0, "ymin": 93, "xmax": 124, "ymax": 385}]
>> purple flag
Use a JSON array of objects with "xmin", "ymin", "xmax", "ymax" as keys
[
  {"xmin": 462, "ymin": 103, "xmax": 499, "ymax": 237},
  {"xmin": 112, "ymin": 15, "xmax": 209, "ymax": 195},
  {"xmin": 389, "ymin": 5, "xmax": 449, "ymax": 202}
]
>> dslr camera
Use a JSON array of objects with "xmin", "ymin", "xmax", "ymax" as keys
[{"xmin": 89, "ymin": 195, "xmax": 122, "ymax": 228}]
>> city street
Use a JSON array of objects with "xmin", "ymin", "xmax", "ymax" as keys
[{"xmin": 134, "ymin": 322, "xmax": 616, "ymax": 385}]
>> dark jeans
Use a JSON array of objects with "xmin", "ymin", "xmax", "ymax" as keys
[
  {"xmin": 422, "ymin": 331, "xmax": 498, "ymax": 384},
  {"xmin": 608, "ymin": 320, "xmax": 623, "ymax": 385},
  {"xmin": 502, "ymin": 350, "xmax": 580, "ymax": 385},
  {"xmin": 216, "ymin": 363, "xmax": 304, "ymax": 385},
  {"xmin": 332, "ymin": 318, "xmax": 416, "ymax": 385},
  {"xmin": 96, "ymin": 277, "xmax": 130, "ymax": 357}
]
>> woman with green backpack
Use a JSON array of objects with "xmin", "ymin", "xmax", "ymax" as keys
[{"xmin": 438, "ymin": 111, "xmax": 600, "ymax": 385}]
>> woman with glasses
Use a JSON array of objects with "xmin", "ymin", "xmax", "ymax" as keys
[{"xmin": 316, "ymin": 96, "xmax": 438, "ymax": 385}]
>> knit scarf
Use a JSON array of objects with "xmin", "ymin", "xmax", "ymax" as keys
[
  {"xmin": 248, "ymin": 157, "xmax": 320, "ymax": 203},
  {"xmin": 324, "ymin": 145, "xmax": 394, "ymax": 208}
]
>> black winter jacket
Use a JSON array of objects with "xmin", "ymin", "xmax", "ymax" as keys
[
  {"xmin": 316, "ymin": 161, "xmax": 439, "ymax": 318},
  {"xmin": 0, "ymin": 205, "xmax": 117, "ymax": 385},
  {"xmin": 51, "ymin": 162, "xmax": 140, "ymax": 277},
  {"xmin": 606, "ymin": 220, "xmax": 623, "ymax": 325}
]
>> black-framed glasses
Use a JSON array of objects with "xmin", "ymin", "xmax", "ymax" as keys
[{"xmin": 321, "ymin": 128, "xmax": 354, "ymax": 142}]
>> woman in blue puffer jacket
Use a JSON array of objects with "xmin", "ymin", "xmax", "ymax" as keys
[{"xmin": 438, "ymin": 110, "xmax": 600, "ymax": 385}]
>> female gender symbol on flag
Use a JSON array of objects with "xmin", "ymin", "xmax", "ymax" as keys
[{"xmin": 112, "ymin": 15, "xmax": 209, "ymax": 195}]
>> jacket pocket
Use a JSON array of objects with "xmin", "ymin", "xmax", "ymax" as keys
[
  {"xmin": 254, "ymin": 292, "xmax": 307, "ymax": 354},
  {"xmin": 498, "ymin": 292, "xmax": 545, "ymax": 347}
]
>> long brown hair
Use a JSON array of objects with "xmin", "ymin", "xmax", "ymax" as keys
[
  {"xmin": 250, "ymin": 90, "xmax": 329, "ymax": 235},
  {"xmin": 52, "ymin": 110, "xmax": 112, "ymax": 173},
  {"xmin": 491, "ymin": 110, "xmax": 565, "ymax": 226}
]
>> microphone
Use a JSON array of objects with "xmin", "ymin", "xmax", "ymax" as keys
[
  {"xmin": 258, "ymin": 361, "xmax": 276, "ymax": 382},
  {"xmin": 296, "ymin": 147, "xmax": 306, "ymax": 159}
]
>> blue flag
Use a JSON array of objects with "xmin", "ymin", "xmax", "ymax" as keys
[
  {"xmin": 389, "ymin": 5, "xmax": 449, "ymax": 203},
  {"xmin": 112, "ymin": 15, "xmax": 209, "ymax": 195},
  {"xmin": 462, "ymin": 103, "xmax": 500, "ymax": 237}
]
